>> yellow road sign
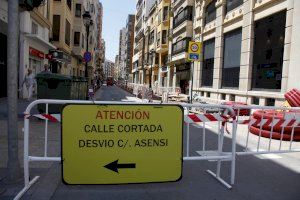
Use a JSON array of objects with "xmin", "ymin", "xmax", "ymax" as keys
[
  {"xmin": 62, "ymin": 104, "xmax": 183, "ymax": 184},
  {"xmin": 188, "ymin": 41, "xmax": 202, "ymax": 61}
]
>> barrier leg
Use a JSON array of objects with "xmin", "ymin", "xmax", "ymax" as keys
[
  {"xmin": 186, "ymin": 123, "xmax": 190, "ymax": 157},
  {"xmin": 15, "ymin": 117, "xmax": 40, "ymax": 200},
  {"xmin": 230, "ymin": 121, "xmax": 237, "ymax": 185}
]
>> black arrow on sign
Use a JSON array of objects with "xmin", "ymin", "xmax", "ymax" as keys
[{"xmin": 104, "ymin": 160, "xmax": 136, "ymax": 173}]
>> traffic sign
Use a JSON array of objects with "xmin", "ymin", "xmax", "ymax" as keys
[
  {"xmin": 188, "ymin": 41, "xmax": 202, "ymax": 61},
  {"xmin": 84, "ymin": 51, "xmax": 92, "ymax": 63},
  {"xmin": 62, "ymin": 104, "xmax": 183, "ymax": 184}
]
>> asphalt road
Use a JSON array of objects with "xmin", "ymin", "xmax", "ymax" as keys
[{"xmin": 3, "ymin": 85, "xmax": 299, "ymax": 200}]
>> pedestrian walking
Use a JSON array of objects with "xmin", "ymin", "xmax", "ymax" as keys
[
  {"xmin": 41, "ymin": 64, "xmax": 51, "ymax": 74},
  {"xmin": 21, "ymin": 69, "xmax": 36, "ymax": 101}
]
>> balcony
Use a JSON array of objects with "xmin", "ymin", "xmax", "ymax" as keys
[
  {"xmin": 172, "ymin": 37, "xmax": 191, "ymax": 56},
  {"xmin": 173, "ymin": 6, "xmax": 193, "ymax": 29}
]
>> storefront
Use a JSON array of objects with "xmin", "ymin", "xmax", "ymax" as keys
[
  {"xmin": 19, "ymin": 34, "xmax": 56, "ymax": 99},
  {"xmin": 175, "ymin": 63, "xmax": 191, "ymax": 94}
]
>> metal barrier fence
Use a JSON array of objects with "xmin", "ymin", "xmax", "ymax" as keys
[
  {"xmin": 14, "ymin": 99, "xmax": 300, "ymax": 199},
  {"xmin": 182, "ymin": 103, "xmax": 237, "ymax": 189},
  {"xmin": 231, "ymin": 105, "xmax": 300, "ymax": 156},
  {"xmin": 14, "ymin": 100, "xmax": 238, "ymax": 199}
]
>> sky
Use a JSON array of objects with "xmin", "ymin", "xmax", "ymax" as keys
[{"xmin": 101, "ymin": 0, "xmax": 136, "ymax": 62}]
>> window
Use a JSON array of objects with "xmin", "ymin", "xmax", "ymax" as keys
[
  {"xmin": 251, "ymin": 11, "xmax": 286, "ymax": 90},
  {"xmin": 82, "ymin": 34, "xmax": 84, "ymax": 48},
  {"xmin": 266, "ymin": 98, "xmax": 275, "ymax": 106},
  {"xmin": 201, "ymin": 38, "xmax": 215, "ymax": 87},
  {"xmin": 222, "ymin": 28, "xmax": 242, "ymax": 88},
  {"xmin": 204, "ymin": 0, "xmax": 217, "ymax": 25},
  {"xmin": 226, "ymin": 0, "xmax": 243, "ymax": 13},
  {"xmin": 162, "ymin": 30, "xmax": 167, "ymax": 44},
  {"xmin": 157, "ymin": 31, "xmax": 160, "ymax": 46},
  {"xmin": 31, "ymin": 21, "xmax": 38, "ymax": 34},
  {"xmin": 173, "ymin": 6, "xmax": 193, "ymax": 28},
  {"xmin": 65, "ymin": 20, "xmax": 71, "ymax": 46},
  {"xmin": 172, "ymin": 37, "xmax": 191, "ymax": 55},
  {"xmin": 75, "ymin": 4, "xmax": 81, "ymax": 17},
  {"xmin": 149, "ymin": 30, "xmax": 155, "ymax": 45},
  {"xmin": 91, "ymin": 4, "xmax": 94, "ymax": 13},
  {"xmin": 52, "ymin": 15, "xmax": 60, "ymax": 41},
  {"xmin": 158, "ymin": 9, "xmax": 162, "ymax": 24},
  {"xmin": 252, "ymin": 97, "xmax": 259, "ymax": 105},
  {"xmin": 67, "ymin": 0, "xmax": 72, "ymax": 10},
  {"xmin": 163, "ymin": 6, "xmax": 168, "ymax": 21},
  {"xmin": 74, "ymin": 32, "xmax": 80, "ymax": 46}
]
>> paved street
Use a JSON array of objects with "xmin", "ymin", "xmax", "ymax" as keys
[{"xmin": 1, "ymin": 86, "xmax": 300, "ymax": 200}]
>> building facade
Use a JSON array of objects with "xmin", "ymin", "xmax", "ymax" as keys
[
  {"xmin": 104, "ymin": 59, "xmax": 115, "ymax": 79},
  {"xmin": 118, "ymin": 27, "xmax": 127, "ymax": 79},
  {"xmin": 19, "ymin": 0, "xmax": 56, "ymax": 99},
  {"xmin": 192, "ymin": 0, "xmax": 300, "ymax": 106},
  {"xmin": 131, "ymin": 0, "xmax": 300, "ymax": 106},
  {"xmin": 132, "ymin": 0, "xmax": 157, "ymax": 84},
  {"xmin": 124, "ymin": 14, "xmax": 135, "ymax": 82}
]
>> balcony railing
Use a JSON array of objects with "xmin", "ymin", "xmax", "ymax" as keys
[{"xmin": 173, "ymin": 6, "xmax": 193, "ymax": 29}]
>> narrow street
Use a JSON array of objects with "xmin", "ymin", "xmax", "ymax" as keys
[{"xmin": 94, "ymin": 85, "xmax": 135, "ymax": 101}]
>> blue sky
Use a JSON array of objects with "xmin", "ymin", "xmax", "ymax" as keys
[{"xmin": 101, "ymin": 0, "xmax": 136, "ymax": 62}]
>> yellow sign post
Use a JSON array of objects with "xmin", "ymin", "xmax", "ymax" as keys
[
  {"xmin": 187, "ymin": 41, "xmax": 202, "ymax": 61},
  {"xmin": 62, "ymin": 104, "xmax": 183, "ymax": 184}
]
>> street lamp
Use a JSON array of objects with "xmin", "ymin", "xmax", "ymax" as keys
[
  {"xmin": 82, "ymin": 10, "xmax": 93, "ymax": 99},
  {"xmin": 82, "ymin": 10, "xmax": 93, "ymax": 81},
  {"xmin": 149, "ymin": 49, "xmax": 155, "ymax": 89}
]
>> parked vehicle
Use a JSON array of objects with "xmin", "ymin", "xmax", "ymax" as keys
[{"xmin": 107, "ymin": 76, "xmax": 114, "ymax": 86}]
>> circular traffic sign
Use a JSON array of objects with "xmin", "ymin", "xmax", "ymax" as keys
[
  {"xmin": 84, "ymin": 52, "xmax": 92, "ymax": 63},
  {"xmin": 190, "ymin": 43, "xmax": 199, "ymax": 52}
]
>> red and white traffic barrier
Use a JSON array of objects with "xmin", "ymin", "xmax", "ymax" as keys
[
  {"xmin": 184, "ymin": 113, "xmax": 230, "ymax": 124},
  {"xmin": 25, "ymin": 114, "xmax": 61, "ymax": 123}
]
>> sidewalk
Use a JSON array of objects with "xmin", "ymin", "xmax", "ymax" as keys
[{"xmin": 0, "ymin": 98, "xmax": 39, "ymax": 119}]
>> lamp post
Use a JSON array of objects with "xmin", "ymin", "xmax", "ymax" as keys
[
  {"xmin": 149, "ymin": 49, "xmax": 155, "ymax": 89},
  {"xmin": 82, "ymin": 10, "xmax": 93, "ymax": 99}
]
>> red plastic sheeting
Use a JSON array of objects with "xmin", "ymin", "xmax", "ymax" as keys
[
  {"xmin": 252, "ymin": 110, "xmax": 300, "ymax": 133},
  {"xmin": 285, "ymin": 89, "xmax": 300, "ymax": 107},
  {"xmin": 249, "ymin": 126, "xmax": 300, "ymax": 141}
]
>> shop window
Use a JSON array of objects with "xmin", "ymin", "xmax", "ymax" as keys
[
  {"xmin": 226, "ymin": 0, "xmax": 243, "ymax": 14},
  {"xmin": 251, "ymin": 11, "xmax": 286, "ymax": 90},
  {"xmin": 204, "ymin": 0, "xmax": 217, "ymax": 25},
  {"xmin": 222, "ymin": 28, "xmax": 242, "ymax": 88},
  {"xmin": 65, "ymin": 20, "xmax": 71, "ymax": 46},
  {"xmin": 229, "ymin": 94, "xmax": 235, "ymax": 101},
  {"xmin": 52, "ymin": 15, "xmax": 60, "ymax": 41},
  {"xmin": 207, "ymin": 92, "xmax": 211, "ymax": 98},
  {"xmin": 75, "ymin": 4, "xmax": 81, "ymax": 17},
  {"xmin": 266, "ymin": 98, "xmax": 275, "ymax": 106},
  {"xmin": 74, "ymin": 32, "xmax": 80, "ymax": 46},
  {"xmin": 201, "ymin": 91, "xmax": 204, "ymax": 96},
  {"xmin": 252, "ymin": 97, "xmax": 259, "ymax": 105},
  {"xmin": 201, "ymin": 38, "xmax": 215, "ymax": 87}
]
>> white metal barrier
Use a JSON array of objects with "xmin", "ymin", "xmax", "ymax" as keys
[
  {"xmin": 182, "ymin": 103, "xmax": 237, "ymax": 189},
  {"xmin": 15, "ymin": 100, "xmax": 238, "ymax": 199},
  {"xmin": 230, "ymin": 105, "xmax": 300, "ymax": 156}
]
